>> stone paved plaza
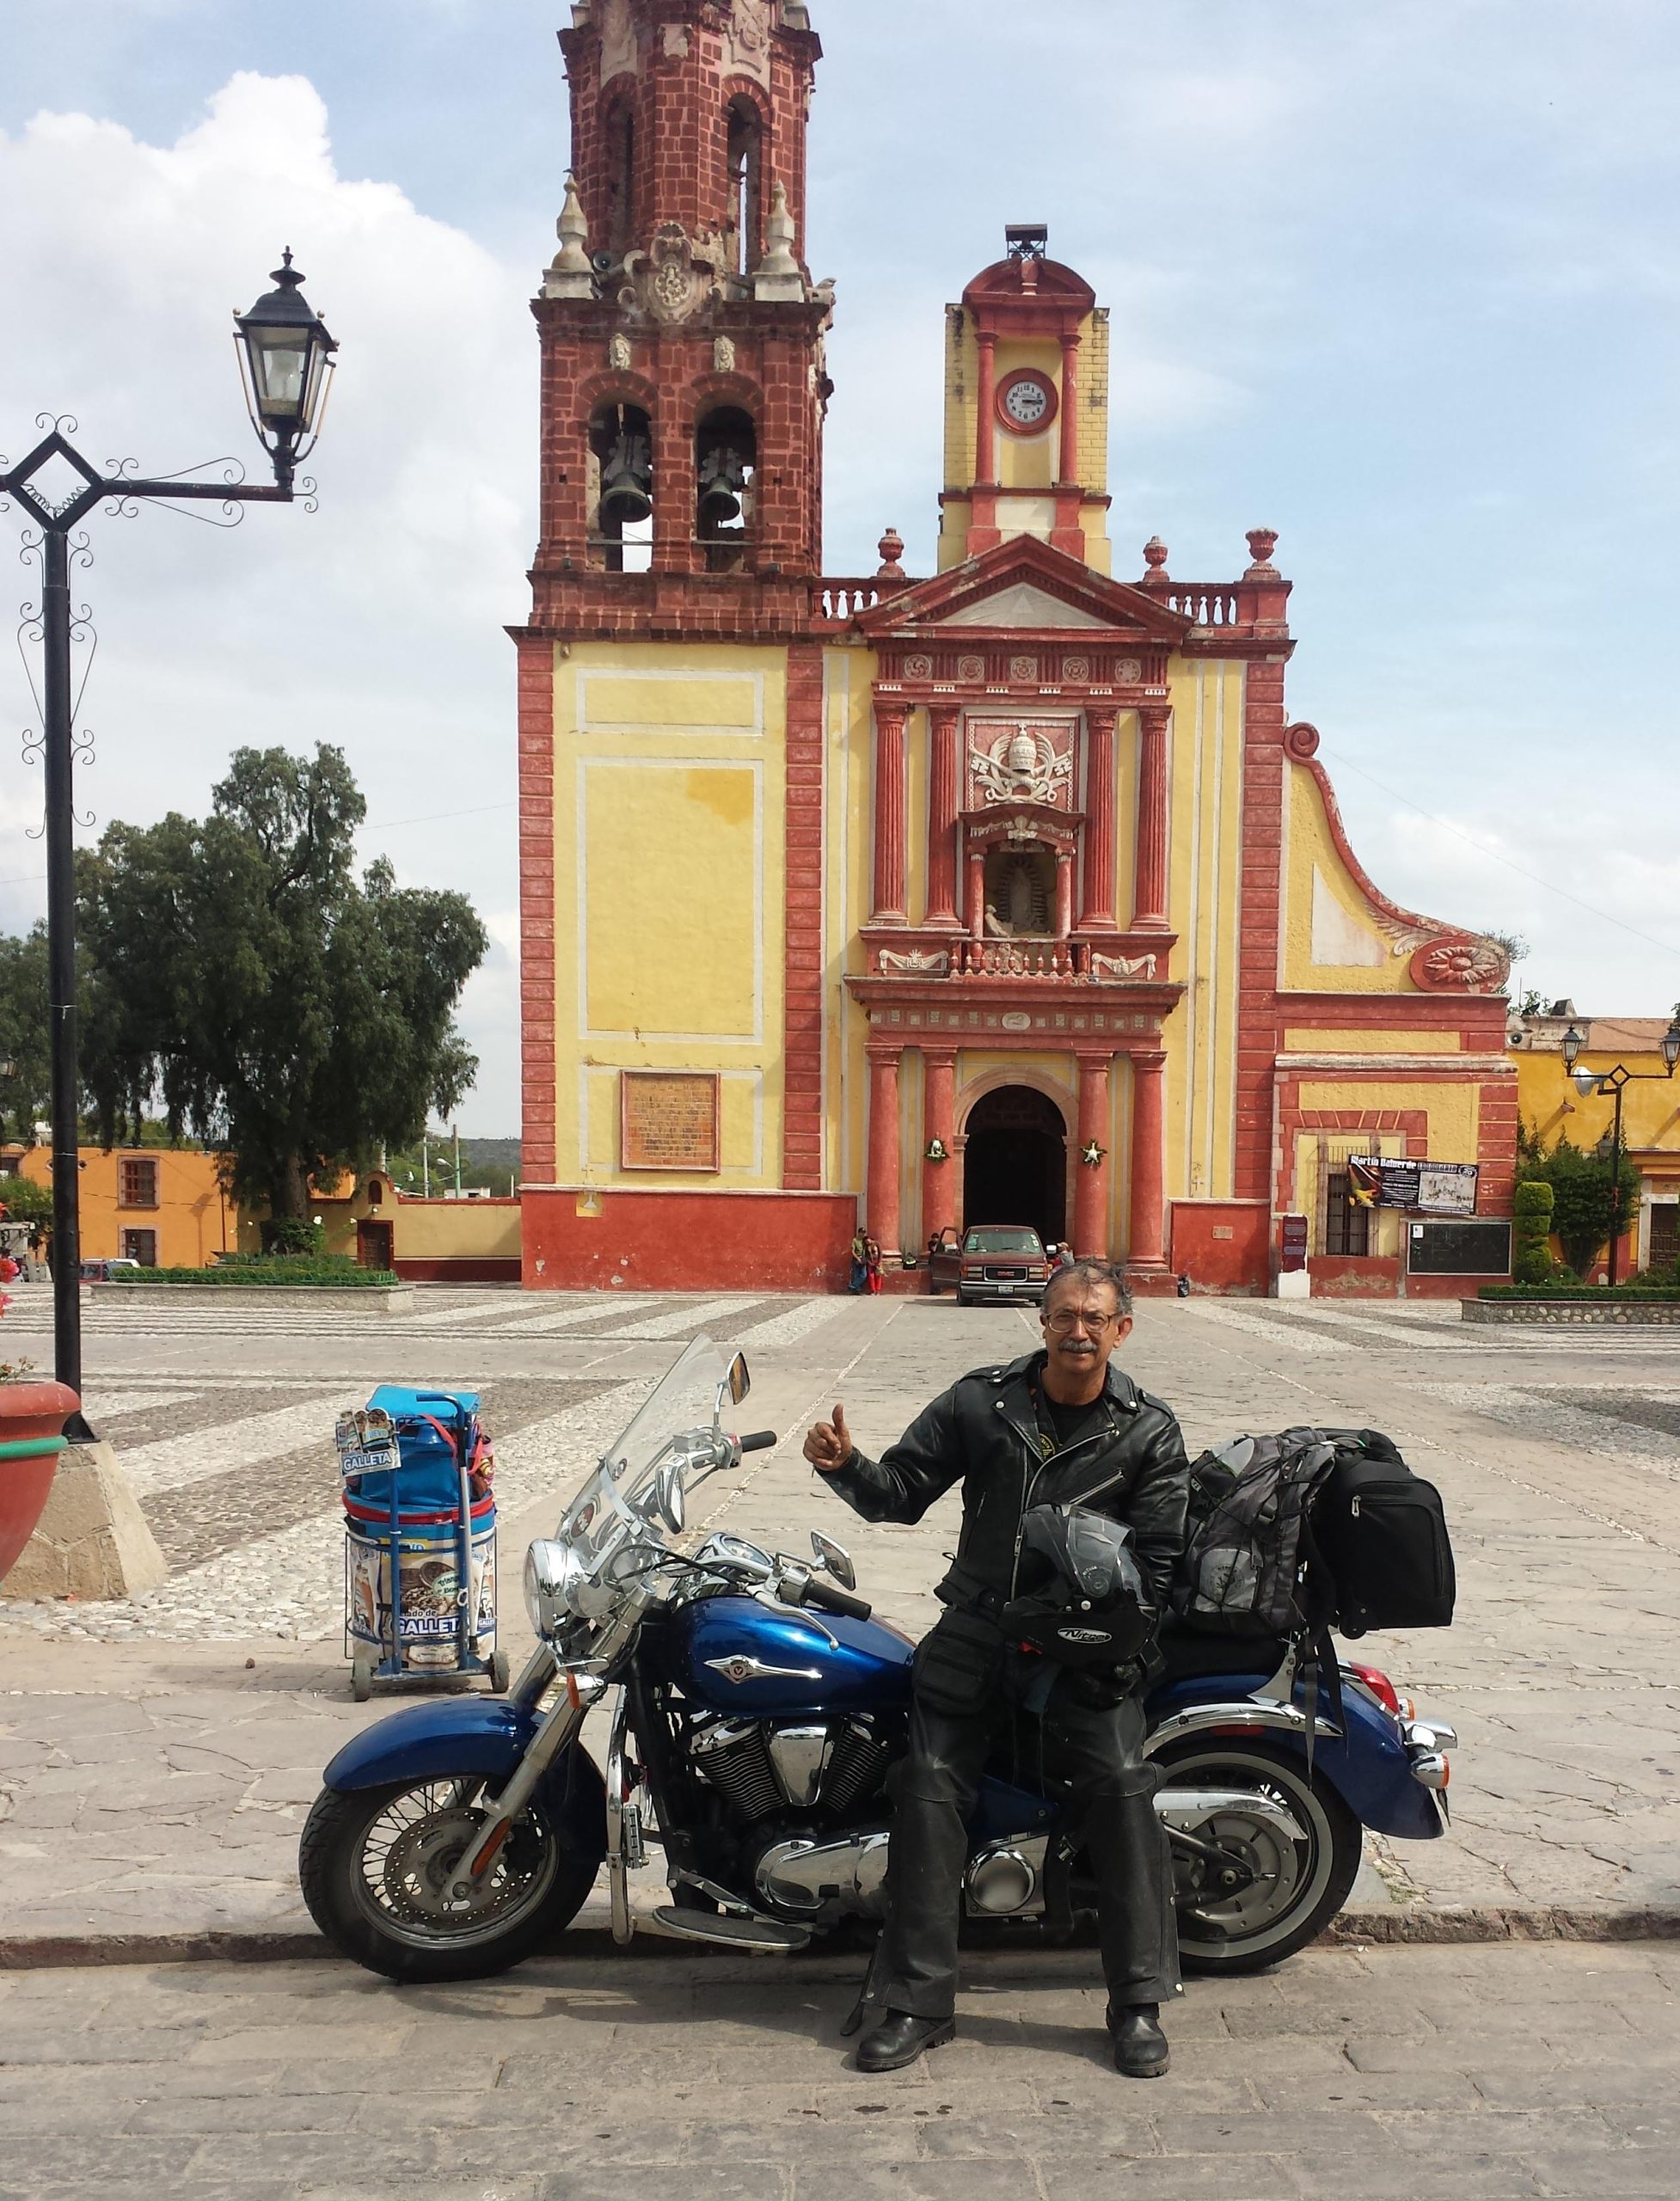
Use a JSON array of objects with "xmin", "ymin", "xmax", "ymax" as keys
[
  {"xmin": 1, "ymin": 1941, "xmax": 1677, "ymax": 2198},
  {"xmin": 4, "ymin": 1283, "xmax": 1680, "ymax": 2192}
]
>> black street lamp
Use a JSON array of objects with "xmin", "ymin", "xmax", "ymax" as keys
[
  {"xmin": 1560, "ymin": 1021, "xmax": 1680, "ymax": 1286},
  {"xmin": 0, "ymin": 253, "xmax": 337, "ymax": 1431}
]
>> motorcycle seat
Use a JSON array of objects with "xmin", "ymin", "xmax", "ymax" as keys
[{"xmin": 1154, "ymin": 1620, "xmax": 1291, "ymax": 1685}]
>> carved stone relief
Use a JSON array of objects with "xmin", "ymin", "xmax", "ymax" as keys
[
  {"xmin": 902, "ymin": 653, "xmax": 935, "ymax": 680},
  {"xmin": 966, "ymin": 720, "xmax": 1076, "ymax": 810},
  {"xmin": 608, "ymin": 333, "xmax": 633, "ymax": 370},
  {"xmin": 956, "ymin": 654, "xmax": 986, "ymax": 683},
  {"xmin": 1009, "ymin": 653, "xmax": 1039, "ymax": 683},
  {"xmin": 1090, "ymin": 950, "xmax": 1158, "ymax": 982},
  {"xmin": 714, "ymin": 335, "xmax": 737, "ymax": 373},
  {"xmin": 1061, "ymin": 656, "xmax": 1090, "ymax": 683}
]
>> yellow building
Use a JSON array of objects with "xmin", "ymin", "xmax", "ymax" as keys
[
  {"xmin": 7, "ymin": 1145, "xmax": 236, "ymax": 1268},
  {"xmin": 516, "ymin": 3, "xmax": 1518, "ymax": 1297},
  {"xmin": 1510, "ymin": 1007, "xmax": 1680, "ymax": 1276}
]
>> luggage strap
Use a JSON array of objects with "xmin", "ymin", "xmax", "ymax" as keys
[{"xmin": 935, "ymin": 1558, "xmax": 1004, "ymax": 1618}]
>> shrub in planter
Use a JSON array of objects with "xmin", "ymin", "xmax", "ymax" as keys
[{"xmin": 1512, "ymin": 1180, "xmax": 1555, "ymax": 1286}]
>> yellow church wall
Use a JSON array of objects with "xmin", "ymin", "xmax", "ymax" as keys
[
  {"xmin": 1281, "ymin": 762, "xmax": 1413, "ymax": 993},
  {"xmin": 1161, "ymin": 660, "xmax": 1246, "ymax": 1205},
  {"xmin": 1285, "ymin": 1028, "xmax": 1462, "ymax": 1055},
  {"xmin": 553, "ymin": 639, "xmax": 788, "ymax": 1192},
  {"xmin": 823, "ymin": 642, "xmax": 877, "ymax": 1199},
  {"xmin": 1075, "ymin": 311, "xmax": 1111, "ymax": 496}
]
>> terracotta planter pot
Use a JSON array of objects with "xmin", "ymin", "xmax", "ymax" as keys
[{"xmin": 0, "ymin": 1380, "xmax": 81, "ymax": 1583}]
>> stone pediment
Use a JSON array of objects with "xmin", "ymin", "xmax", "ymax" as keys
[
  {"xmin": 942, "ymin": 584, "xmax": 1107, "ymax": 630},
  {"xmin": 855, "ymin": 535, "xmax": 1192, "ymax": 646}
]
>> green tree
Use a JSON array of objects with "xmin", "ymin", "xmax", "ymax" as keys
[
  {"xmin": 77, "ymin": 745, "xmax": 487, "ymax": 1224},
  {"xmin": 0, "ymin": 923, "xmax": 52, "ymax": 1143},
  {"xmin": 1518, "ymin": 1135, "xmax": 1640, "ymax": 1279}
]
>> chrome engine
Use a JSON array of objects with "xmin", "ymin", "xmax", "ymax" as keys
[
  {"xmin": 690, "ymin": 1715, "xmax": 888, "ymax": 1821},
  {"xmin": 755, "ymin": 1826, "xmax": 891, "ymax": 1920}
]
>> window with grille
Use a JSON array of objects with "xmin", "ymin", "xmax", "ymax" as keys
[
  {"xmin": 119, "ymin": 1157, "xmax": 159, "ymax": 1209},
  {"xmin": 120, "ymin": 1228, "xmax": 157, "ymax": 1266},
  {"xmin": 1323, "ymin": 1170, "xmax": 1370, "ymax": 1257}
]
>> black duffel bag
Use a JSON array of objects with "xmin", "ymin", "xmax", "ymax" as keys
[{"xmin": 1307, "ymin": 1431, "xmax": 1456, "ymax": 1637}]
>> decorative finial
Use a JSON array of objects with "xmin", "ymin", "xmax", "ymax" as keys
[
  {"xmin": 543, "ymin": 174, "xmax": 595, "ymax": 299},
  {"xmin": 754, "ymin": 180, "xmax": 805, "ymax": 301},
  {"xmin": 1142, "ymin": 536, "xmax": 1169, "ymax": 582},
  {"xmin": 876, "ymin": 528, "xmax": 905, "ymax": 579},
  {"xmin": 1244, "ymin": 527, "xmax": 1280, "ymax": 579}
]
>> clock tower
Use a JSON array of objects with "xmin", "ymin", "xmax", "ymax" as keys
[{"xmin": 937, "ymin": 224, "xmax": 1113, "ymax": 573}]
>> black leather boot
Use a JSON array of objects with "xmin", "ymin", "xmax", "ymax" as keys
[
  {"xmin": 855, "ymin": 2008, "xmax": 955, "ymax": 2072},
  {"xmin": 1109, "ymin": 2002, "xmax": 1169, "ymax": 2078}
]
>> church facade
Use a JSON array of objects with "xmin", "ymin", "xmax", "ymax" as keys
[{"xmin": 517, "ymin": 0, "xmax": 1518, "ymax": 1296}]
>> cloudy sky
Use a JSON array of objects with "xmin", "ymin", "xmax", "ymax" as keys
[{"xmin": 3, "ymin": 1, "xmax": 1678, "ymax": 1132}]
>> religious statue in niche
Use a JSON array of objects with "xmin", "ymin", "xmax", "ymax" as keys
[
  {"xmin": 967, "ymin": 720, "xmax": 1075, "ymax": 810},
  {"xmin": 984, "ymin": 847, "xmax": 1055, "ymax": 937}
]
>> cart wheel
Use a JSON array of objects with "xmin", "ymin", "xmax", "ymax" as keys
[
  {"xmin": 487, "ymin": 1649, "xmax": 511, "ymax": 1694},
  {"xmin": 351, "ymin": 1656, "xmax": 375, "ymax": 1704}
]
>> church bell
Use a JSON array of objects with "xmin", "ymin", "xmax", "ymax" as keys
[
  {"xmin": 697, "ymin": 440, "xmax": 751, "ymax": 530},
  {"xmin": 598, "ymin": 424, "xmax": 653, "ymax": 528}
]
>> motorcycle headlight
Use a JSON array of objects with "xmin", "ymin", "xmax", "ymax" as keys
[{"xmin": 524, "ymin": 1539, "xmax": 585, "ymax": 1638}]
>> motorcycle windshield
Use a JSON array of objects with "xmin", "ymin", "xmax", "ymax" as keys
[{"xmin": 556, "ymin": 1334, "xmax": 730, "ymax": 1564}]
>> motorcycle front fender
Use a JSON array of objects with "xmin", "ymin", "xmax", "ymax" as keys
[{"xmin": 322, "ymin": 1699, "xmax": 608, "ymax": 1865}]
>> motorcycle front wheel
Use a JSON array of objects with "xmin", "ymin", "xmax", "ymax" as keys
[
  {"xmin": 1152, "ymin": 1738, "xmax": 1362, "ymax": 1976},
  {"xmin": 298, "ymin": 1776, "xmax": 598, "ymax": 1983}
]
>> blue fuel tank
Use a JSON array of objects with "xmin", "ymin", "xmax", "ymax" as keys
[{"xmin": 671, "ymin": 1595, "xmax": 914, "ymax": 1717}]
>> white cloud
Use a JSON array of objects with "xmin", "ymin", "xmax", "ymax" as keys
[{"xmin": 0, "ymin": 72, "xmax": 536, "ymax": 1131}]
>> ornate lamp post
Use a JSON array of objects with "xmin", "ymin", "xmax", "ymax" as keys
[
  {"xmin": 1561, "ymin": 1021, "xmax": 1680, "ymax": 1286},
  {"xmin": 0, "ymin": 254, "xmax": 337, "ymax": 1425}
]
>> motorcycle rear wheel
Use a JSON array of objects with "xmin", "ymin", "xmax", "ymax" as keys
[
  {"xmin": 1151, "ymin": 1738, "xmax": 1362, "ymax": 1976},
  {"xmin": 299, "ymin": 1776, "xmax": 597, "ymax": 1983}
]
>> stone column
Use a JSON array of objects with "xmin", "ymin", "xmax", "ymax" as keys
[
  {"xmin": 967, "ymin": 849, "xmax": 987, "ymax": 941},
  {"xmin": 1078, "ymin": 707, "xmax": 1119, "ymax": 931},
  {"xmin": 975, "ymin": 332, "xmax": 997, "ymax": 485},
  {"xmin": 922, "ymin": 1048, "xmax": 958, "ymax": 1244},
  {"xmin": 926, "ymin": 706, "xmax": 961, "ymax": 927},
  {"xmin": 1129, "ymin": 1050, "xmax": 1168, "ymax": 1270},
  {"xmin": 1058, "ymin": 333, "xmax": 1080, "ymax": 486},
  {"xmin": 871, "ymin": 698, "xmax": 908, "ymax": 923},
  {"xmin": 867, "ymin": 1046, "xmax": 902, "ymax": 1257},
  {"xmin": 1054, "ymin": 849, "xmax": 1074, "ymax": 939},
  {"xmin": 1134, "ymin": 703, "xmax": 1171, "ymax": 930},
  {"xmin": 1073, "ymin": 1051, "xmax": 1112, "ymax": 1257}
]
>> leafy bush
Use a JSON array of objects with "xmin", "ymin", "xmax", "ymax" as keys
[
  {"xmin": 1511, "ymin": 1180, "xmax": 1555, "ymax": 1285},
  {"xmin": 105, "ymin": 1258, "xmax": 398, "ymax": 1288},
  {"xmin": 261, "ymin": 1217, "xmax": 326, "ymax": 1257},
  {"xmin": 1479, "ymin": 1283, "xmax": 1680, "ymax": 1301},
  {"xmin": 1516, "ymin": 1136, "xmax": 1640, "ymax": 1278}
]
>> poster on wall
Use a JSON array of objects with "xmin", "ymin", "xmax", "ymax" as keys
[{"xmin": 1347, "ymin": 1157, "xmax": 1479, "ymax": 1216}]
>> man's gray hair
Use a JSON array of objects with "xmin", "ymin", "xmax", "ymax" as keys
[{"xmin": 1042, "ymin": 1259, "xmax": 1133, "ymax": 1317}]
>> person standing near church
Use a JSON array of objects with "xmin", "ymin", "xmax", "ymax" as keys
[{"xmin": 803, "ymin": 1260, "xmax": 1189, "ymax": 2077}]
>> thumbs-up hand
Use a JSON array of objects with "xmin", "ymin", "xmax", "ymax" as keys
[{"xmin": 803, "ymin": 1403, "xmax": 854, "ymax": 1475}]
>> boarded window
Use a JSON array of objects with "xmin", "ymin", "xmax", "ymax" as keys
[
  {"xmin": 119, "ymin": 1157, "xmax": 159, "ymax": 1209},
  {"xmin": 1323, "ymin": 1171, "xmax": 1370, "ymax": 1258}
]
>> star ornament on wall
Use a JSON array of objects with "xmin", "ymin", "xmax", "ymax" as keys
[{"xmin": 1080, "ymin": 1140, "xmax": 1107, "ymax": 1168}]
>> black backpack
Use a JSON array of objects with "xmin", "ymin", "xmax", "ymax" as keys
[{"xmin": 1176, "ymin": 1425, "xmax": 1455, "ymax": 1640}]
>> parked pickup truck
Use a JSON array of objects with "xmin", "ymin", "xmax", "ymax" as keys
[{"xmin": 932, "ymin": 1224, "xmax": 1052, "ymax": 1306}]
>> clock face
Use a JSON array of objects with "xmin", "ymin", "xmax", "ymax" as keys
[{"xmin": 996, "ymin": 371, "xmax": 1058, "ymax": 435}]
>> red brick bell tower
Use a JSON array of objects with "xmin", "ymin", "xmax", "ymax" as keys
[{"xmin": 530, "ymin": 0, "xmax": 831, "ymax": 617}]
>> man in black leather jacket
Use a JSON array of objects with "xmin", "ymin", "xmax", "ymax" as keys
[{"xmin": 803, "ymin": 1259, "xmax": 1189, "ymax": 2078}]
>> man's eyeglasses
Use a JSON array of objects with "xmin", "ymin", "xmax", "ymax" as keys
[{"xmin": 1044, "ymin": 1305, "xmax": 1119, "ymax": 1333}]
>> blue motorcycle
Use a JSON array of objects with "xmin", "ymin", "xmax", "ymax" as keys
[{"xmin": 300, "ymin": 1337, "xmax": 1456, "ymax": 1983}]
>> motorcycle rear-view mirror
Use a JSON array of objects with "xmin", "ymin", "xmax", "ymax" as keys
[
  {"xmin": 712, "ymin": 1352, "xmax": 751, "ymax": 1429},
  {"xmin": 810, "ymin": 1530, "xmax": 856, "ymax": 1591}
]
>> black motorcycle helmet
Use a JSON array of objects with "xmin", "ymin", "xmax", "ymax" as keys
[{"xmin": 1000, "ymin": 1504, "xmax": 1157, "ymax": 1669}]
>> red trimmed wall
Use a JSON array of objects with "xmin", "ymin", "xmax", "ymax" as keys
[
  {"xmin": 1170, "ymin": 1201, "xmax": 1270, "ymax": 1293},
  {"xmin": 523, "ymin": 1188, "xmax": 859, "ymax": 1292}
]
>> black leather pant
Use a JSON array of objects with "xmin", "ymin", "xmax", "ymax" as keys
[{"xmin": 871, "ymin": 1669, "xmax": 1180, "ymax": 2021}]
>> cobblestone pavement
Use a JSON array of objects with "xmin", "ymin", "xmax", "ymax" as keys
[
  {"xmin": 3, "ymin": 1286, "xmax": 1680, "ymax": 1948},
  {"xmin": 0, "ymin": 1942, "xmax": 1677, "ymax": 2198}
]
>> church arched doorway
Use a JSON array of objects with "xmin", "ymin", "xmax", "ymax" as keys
[{"xmin": 962, "ymin": 1085, "xmax": 1068, "ymax": 1249}]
